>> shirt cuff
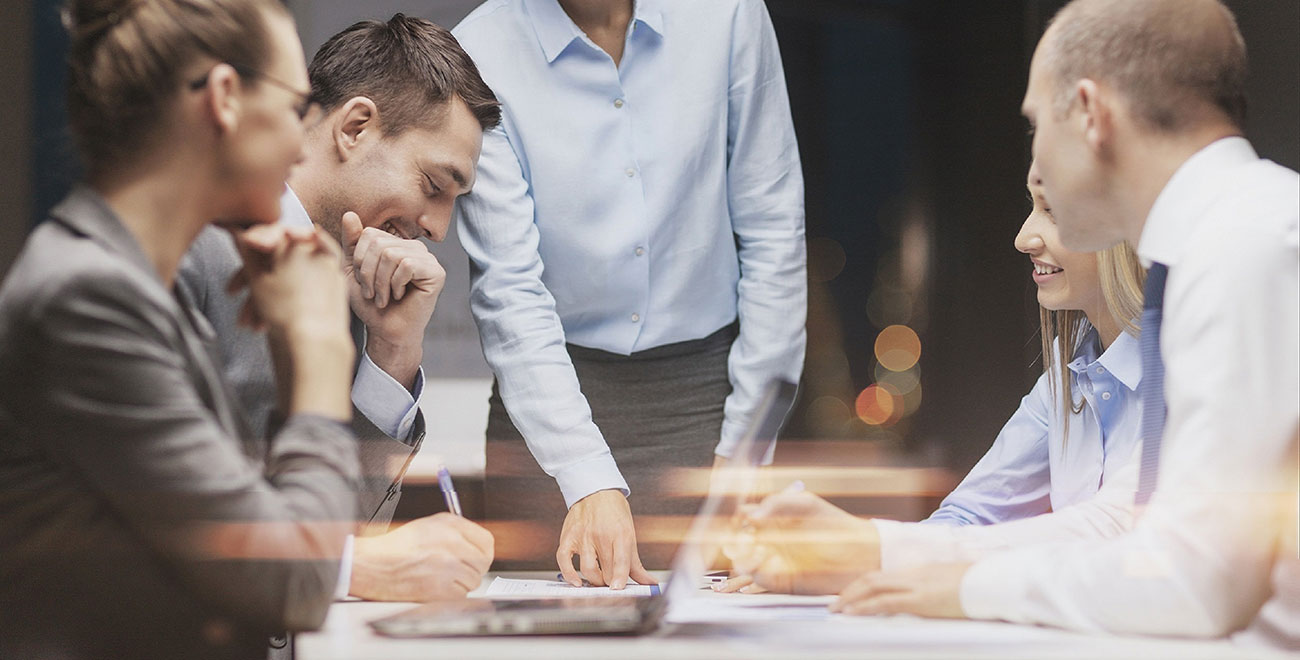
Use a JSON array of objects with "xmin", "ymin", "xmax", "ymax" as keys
[
  {"xmin": 334, "ymin": 534, "xmax": 355, "ymax": 601},
  {"xmin": 959, "ymin": 550, "xmax": 1024, "ymax": 622},
  {"xmin": 716, "ymin": 417, "xmax": 777, "ymax": 465},
  {"xmin": 872, "ymin": 519, "xmax": 960, "ymax": 572},
  {"xmin": 351, "ymin": 352, "xmax": 423, "ymax": 443},
  {"xmin": 553, "ymin": 451, "xmax": 630, "ymax": 509}
]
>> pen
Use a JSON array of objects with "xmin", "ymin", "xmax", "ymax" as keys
[{"xmin": 437, "ymin": 466, "xmax": 462, "ymax": 517}]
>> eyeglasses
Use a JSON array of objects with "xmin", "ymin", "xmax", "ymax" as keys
[{"xmin": 188, "ymin": 64, "xmax": 317, "ymax": 120}]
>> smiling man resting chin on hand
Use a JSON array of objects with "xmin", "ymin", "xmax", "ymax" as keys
[{"xmin": 178, "ymin": 15, "xmax": 504, "ymax": 623}]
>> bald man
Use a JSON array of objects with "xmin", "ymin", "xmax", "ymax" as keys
[{"xmin": 826, "ymin": 0, "xmax": 1298, "ymax": 646}]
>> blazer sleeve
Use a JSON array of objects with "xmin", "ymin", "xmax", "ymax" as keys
[{"xmin": 28, "ymin": 268, "xmax": 361, "ymax": 632}]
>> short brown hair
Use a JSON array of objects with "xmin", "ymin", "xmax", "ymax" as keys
[
  {"xmin": 63, "ymin": 0, "xmax": 289, "ymax": 172},
  {"xmin": 308, "ymin": 14, "xmax": 501, "ymax": 135},
  {"xmin": 1045, "ymin": 0, "xmax": 1248, "ymax": 131}
]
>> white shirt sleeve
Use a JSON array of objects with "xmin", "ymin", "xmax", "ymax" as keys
[
  {"xmin": 715, "ymin": 0, "xmax": 808, "ymax": 459},
  {"xmin": 350, "ymin": 352, "xmax": 422, "ymax": 443},
  {"xmin": 455, "ymin": 123, "xmax": 628, "ymax": 509},
  {"xmin": 875, "ymin": 444, "xmax": 1138, "ymax": 571}
]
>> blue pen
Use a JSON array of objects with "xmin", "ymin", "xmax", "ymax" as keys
[{"xmin": 437, "ymin": 466, "xmax": 462, "ymax": 517}]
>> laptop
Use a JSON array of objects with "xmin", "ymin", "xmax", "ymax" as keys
[{"xmin": 369, "ymin": 379, "xmax": 799, "ymax": 637}]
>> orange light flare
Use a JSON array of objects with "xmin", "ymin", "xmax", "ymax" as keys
[
  {"xmin": 855, "ymin": 384, "xmax": 898, "ymax": 426},
  {"xmin": 874, "ymin": 324, "xmax": 921, "ymax": 372},
  {"xmin": 660, "ymin": 465, "xmax": 957, "ymax": 500}
]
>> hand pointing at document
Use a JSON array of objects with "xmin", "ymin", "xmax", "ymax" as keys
[{"xmin": 557, "ymin": 489, "xmax": 657, "ymax": 591}]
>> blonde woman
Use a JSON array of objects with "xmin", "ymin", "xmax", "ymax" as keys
[{"xmin": 722, "ymin": 161, "xmax": 1148, "ymax": 595}]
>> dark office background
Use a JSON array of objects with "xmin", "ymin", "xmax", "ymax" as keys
[{"xmin": 2, "ymin": 0, "xmax": 1297, "ymax": 484}]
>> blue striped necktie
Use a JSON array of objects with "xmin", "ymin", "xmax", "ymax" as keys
[{"xmin": 1135, "ymin": 262, "xmax": 1169, "ymax": 505}]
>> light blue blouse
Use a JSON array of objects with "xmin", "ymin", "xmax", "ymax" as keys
[
  {"xmin": 452, "ymin": 0, "xmax": 807, "ymax": 506},
  {"xmin": 924, "ymin": 328, "xmax": 1142, "ymax": 525}
]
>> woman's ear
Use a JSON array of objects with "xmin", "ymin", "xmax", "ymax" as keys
[
  {"xmin": 332, "ymin": 96, "xmax": 381, "ymax": 163},
  {"xmin": 203, "ymin": 63, "xmax": 243, "ymax": 136}
]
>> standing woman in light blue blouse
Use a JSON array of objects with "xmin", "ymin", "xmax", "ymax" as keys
[
  {"xmin": 452, "ymin": 0, "xmax": 806, "ymax": 586},
  {"xmin": 721, "ymin": 161, "xmax": 1147, "ymax": 595}
]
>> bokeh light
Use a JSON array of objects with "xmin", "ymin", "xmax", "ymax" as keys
[
  {"xmin": 874, "ymin": 324, "xmax": 921, "ymax": 372},
  {"xmin": 875, "ymin": 363, "xmax": 920, "ymax": 395},
  {"xmin": 854, "ymin": 385, "xmax": 896, "ymax": 426}
]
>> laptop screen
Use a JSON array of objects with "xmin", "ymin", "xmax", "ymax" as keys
[{"xmin": 662, "ymin": 379, "xmax": 798, "ymax": 604}]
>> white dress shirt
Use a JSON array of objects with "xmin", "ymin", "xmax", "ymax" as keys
[
  {"xmin": 874, "ymin": 330, "xmax": 1142, "ymax": 570},
  {"xmin": 960, "ymin": 138, "xmax": 1300, "ymax": 644},
  {"xmin": 453, "ymin": 0, "xmax": 806, "ymax": 507}
]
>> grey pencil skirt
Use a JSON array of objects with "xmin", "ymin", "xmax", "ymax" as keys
[{"xmin": 484, "ymin": 321, "xmax": 737, "ymax": 570}]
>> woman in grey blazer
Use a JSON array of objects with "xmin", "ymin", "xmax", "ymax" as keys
[{"xmin": 0, "ymin": 1, "xmax": 360, "ymax": 657}]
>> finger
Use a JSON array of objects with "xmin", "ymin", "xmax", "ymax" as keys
[
  {"xmin": 832, "ymin": 574, "xmax": 890, "ymax": 611},
  {"xmin": 450, "ymin": 562, "xmax": 480, "ymax": 595},
  {"xmin": 606, "ymin": 536, "xmax": 632, "ymax": 590},
  {"xmin": 452, "ymin": 534, "xmax": 493, "ymax": 575},
  {"xmin": 356, "ymin": 231, "xmax": 384, "ymax": 300},
  {"xmin": 748, "ymin": 554, "xmax": 793, "ymax": 595},
  {"xmin": 628, "ymin": 545, "xmax": 657, "ymax": 586},
  {"xmin": 236, "ymin": 224, "xmax": 287, "ymax": 254},
  {"xmin": 448, "ymin": 516, "xmax": 496, "ymax": 560},
  {"xmin": 314, "ymin": 225, "xmax": 345, "ymax": 262},
  {"xmin": 373, "ymin": 249, "xmax": 404, "ymax": 309},
  {"xmin": 390, "ymin": 258, "xmax": 415, "ymax": 303},
  {"xmin": 840, "ymin": 593, "xmax": 911, "ymax": 617},
  {"xmin": 445, "ymin": 534, "xmax": 492, "ymax": 576},
  {"xmin": 579, "ymin": 541, "xmax": 604, "ymax": 587},
  {"xmin": 715, "ymin": 575, "xmax": 753, "ymax": 593},
  {"xmin": 340, "ymin": 211, "xmax": 363, "ymax": 262},
  {"xmin": 556, "ymin": 537, "xmax": 583, "ymax": 588}
]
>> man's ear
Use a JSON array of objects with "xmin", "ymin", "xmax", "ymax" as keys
[
  {"xmin": 203, "ymin": 63, "xmax": 243, "ymax": 136},
  {"xmin": 332, "ymin": 96, "xmax": 381, "ymax": 163},
  {"xmin": 1075, "ymin": 79, "xmax": 1114, "ymax": 155}
]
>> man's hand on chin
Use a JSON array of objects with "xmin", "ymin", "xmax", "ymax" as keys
[
  {"xmin": 348, "ymin": 513, "xmax": 495, "ymax": 601},
  {"xmin": 340, "ymin": 211, "xmax": 446, "ymax": 392},
  {"xmin": 556, "ymin": 489, "xmax": 657, "ymax": 590}
]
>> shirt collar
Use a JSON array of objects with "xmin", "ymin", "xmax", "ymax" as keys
[
  {"xmin": 1095, "ymin": 329, "xmax": 1142, "ymax": 392},
  {"xmin": 1066, "ymin": 326, "xmax": 1142, "ymax": 392},
  {"xmin": 526, "ymin": 0, "xmax": 663, "ymax": 64},
  {"xmin": 278, "ymin": 185, "xmax": 314, "ymax": 229},
  {"xmin": 1138, "ymin": 136, "xmax": 1258, "ymax": 268}
]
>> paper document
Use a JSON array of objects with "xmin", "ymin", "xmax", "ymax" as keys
[
  {"xmin": 665, "ymin": 591, "xmax": 835, "ymax": 623},
  {"xmin": 482, "ymin": 577, "xmax": 660, "ymax": 598}
]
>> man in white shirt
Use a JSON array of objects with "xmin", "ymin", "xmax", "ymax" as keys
[
  {"xmin": 179, "ymin": 15, "xmax": 499, "ymax": 610},
  {"xmin": 824, "ymin": 0, "xmax": 1298, "ymax": 646}
]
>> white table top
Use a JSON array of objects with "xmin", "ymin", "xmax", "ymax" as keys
[{"xmin": 295, "ymin": 573, "xmax": 1283, "ymax": 660}]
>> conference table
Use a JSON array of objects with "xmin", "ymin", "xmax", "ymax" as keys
[{"xmin": 297, "ymin": 572, "xmax": 1285, "ymax": 659}]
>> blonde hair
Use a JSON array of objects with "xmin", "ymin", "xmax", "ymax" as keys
[{"xmin": 1038, "ymin": 241, "xmax": 1145, "ymax": 439}]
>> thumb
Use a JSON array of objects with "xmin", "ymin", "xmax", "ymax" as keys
[{"xmin": 341, "ymin": 211, "xmax": 363, "ymax": 259}]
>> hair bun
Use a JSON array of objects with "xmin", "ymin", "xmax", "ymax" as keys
[{"xmin": 62, "ymin": 0, "xmax": 145, "ymax": 41}]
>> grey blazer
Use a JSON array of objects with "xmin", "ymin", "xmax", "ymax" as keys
[
  {"xmin": 0, "ymin": 188, "xmax": 360, "ymax": 660},
  {"xmin": 178, "ymin": 225, "xmax": 425, "ymax": 532}
]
